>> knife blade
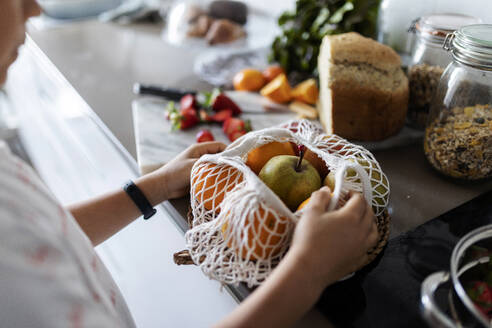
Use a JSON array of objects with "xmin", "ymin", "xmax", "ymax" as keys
[{"xmin": 133, "ymin": 83, "xmax": 290, "ymax": 114}]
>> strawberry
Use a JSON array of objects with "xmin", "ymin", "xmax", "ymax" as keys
[
  {"xmin": 228, "ymin": 130, "xmax": 246, "ymax": 142},
  {"xmin": 223, "ymin": 118, "xmax": 251, "ymax": 136},
  {"xmin": 178, "ymin": 108, "xmax": 199, "ymax": 129},
  {"xmin": 212, "ymin": 93, "xmax": 242, "ymax": 115},
  {"xmin": 223, "ymin": 117, "xmax": 252, "ymax": 142},
  {"xmin": 166, "ymin": 100, "xmax": 199, "ymax": 130},
  {"xmin": 180, "ymin": 94, "xmax": 197, "ymax": 111},
  {"xmin": 168, "ymin": 107, "xmax": 199, "ymax": 130},
  {"xmin": 222, "ymin": 117, "xmax": 235, "ymax": 135},
  {"xmin": 211, "ymin": 109, "xmax": 233, "ymax": 123},
  {"xmin": 196, "ymin": 129, "xmax": 215, "ymax": 143},
  {"xmin": 199, "ymin": 108, "xmax": 213, "ymax": 123}
]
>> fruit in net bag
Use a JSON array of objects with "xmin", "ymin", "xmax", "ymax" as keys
[
  {"xmin": 184, "ymin": 120, "xmax": 390, "ymax": 287},
  {"xmin": 295, "ymin": 145, "xmax": 329, "ymax": 179},
  {"xmin": 259, "ymin": 151, "xmax": 321, "ymax": 212},
  {"xmin": 221, "ymin": 206, "xmax": 288, "ymax": 261},
  {"xmin": 192, "ymin": 163, "xmax": 243, "ymax": 213},
  {"xmin": 245, "ymin": 141, "xmax": 295, "ymax": 174},
  {"xmin": 324, "ymin": 158, "xmax": 389, "ymax": 212}
]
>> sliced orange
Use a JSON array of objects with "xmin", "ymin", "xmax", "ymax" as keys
[
  {"xmin": 262, "ymin": 65, "xmax": 285, "ymax": 83},
  {"xmin": 292, "ymin": 78, "xmax": 319, "ymax": 105},
  {"xmin": 260, "ymin": 73, "xmax": 292, "ymax": 104},
  {"xmin": 233, "ymin": 68, "xmax": 266, "ymax": 92}
]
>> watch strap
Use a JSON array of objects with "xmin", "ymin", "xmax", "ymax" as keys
[{"xmin": 123, "ymin": 180, "xmax": 156, "ymax": 220}]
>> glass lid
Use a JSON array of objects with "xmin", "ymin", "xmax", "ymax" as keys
[
  {"xmin": 448, "ymin": 24, "xmax": 492, "ymax": 69},
  {"xmin": 457, "ymin": 24, "xmax": 492, "ymax": 48},
  {"xmin": 418, "ymin": 14, "xmax": 482, "ymax": 37}
]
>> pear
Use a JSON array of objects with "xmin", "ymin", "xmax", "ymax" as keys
[
  {"xmin": 324, "ymin": 158, "xmax": 389, "ymax": 212},
  {"xmin": 260, "ymin": 155, "xmax": 321, "ymax": 211}
]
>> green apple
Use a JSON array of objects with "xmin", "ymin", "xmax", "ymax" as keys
[
  {"xmin": 323, "ymin": 158, "xmax": 389, "ymax": 212},
  {"xmin": 259, "ymin": 155, "xmax": 321, "ymax": 211}
]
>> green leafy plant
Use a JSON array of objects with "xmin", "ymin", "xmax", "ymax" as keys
[{"xmin": 269, "ymin": 0, "xmax": 381, "ymax": 76}]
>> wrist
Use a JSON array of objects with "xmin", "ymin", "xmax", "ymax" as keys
[
  {"xmin": 285, "ymin": 245, "xmax": 338, "ymax": 293},
  {"xmin": 135, "ymin": 172, "xmax": 168, "ymax": 206},
  {"xmin": 280, "ymin": 247, "xmax": 328, "ymax": 301}
]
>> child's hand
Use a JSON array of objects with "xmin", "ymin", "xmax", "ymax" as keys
[
  {"xmin": 289, "ymin": 187, "xmax": 379, "ymax": 289},
  {"xmin": 146, "ymin": 142, "xmax": 226, "ymax": 203},
  {"xmin": 214, "ymin": 187, "xmax": 379, "ymax": 328}
]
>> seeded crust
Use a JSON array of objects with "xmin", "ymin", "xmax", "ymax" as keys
[{"xmin": 318, "ymin": 32, "xmax": 409, "ymax": 141}]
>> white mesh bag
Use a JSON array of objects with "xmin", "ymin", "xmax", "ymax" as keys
[{"xmin": 185, "ymin": 120, "xmax": 390, "ymax": 287}]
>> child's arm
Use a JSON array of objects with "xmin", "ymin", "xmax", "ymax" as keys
[
  {"xmin": 214, "ymin": 188, "xmax": 379, "ymax": 328},
  {"xmin": 68, "ymin": 141, "xmax": 226, "ymax": 245}
]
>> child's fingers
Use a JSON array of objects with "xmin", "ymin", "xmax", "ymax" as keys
[
  {"xmin": 187, "ymin": 141, "xmax": 227, "ymax": 158},
  {"xmin": 337, "ymin": 191, "xmax": 367, "ymax": 222},
  {"xmin": 307, "ymin": 186, "xmax": 332, "ymax": 212},
  {"xmin": 367, "ymin": 220, "xmax": 379, "ymax": 250},
  {"xmin": 360, "ymin": 199, "xmax": 378, "ymax": 250}
]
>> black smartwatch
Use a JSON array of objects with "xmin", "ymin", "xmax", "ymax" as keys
[{"xmin": 123, "ymin": 180, "xmax": 156, "ymax": 220}]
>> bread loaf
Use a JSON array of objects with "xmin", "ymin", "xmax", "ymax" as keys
[{"xmin": 318, "ymin": 32, "xmax": 409, "ymax": 141}]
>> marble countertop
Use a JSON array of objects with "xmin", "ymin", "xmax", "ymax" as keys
[{"xmin": 133, "ymin": 97, "xmax": 296, "ymax": 174}]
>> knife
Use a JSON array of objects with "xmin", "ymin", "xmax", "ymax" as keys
[{"xmin": 133, "ymin": 83, "xmax": 290, "ymax": 114}]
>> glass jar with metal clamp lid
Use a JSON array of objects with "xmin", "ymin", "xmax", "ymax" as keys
[
  {"xmin": 424, "ymin": 24, "xmax": 492, "ymax": 180},
  {"xmin": 407, "ymin": 14, "xmax": 482, "ymax": 129}
]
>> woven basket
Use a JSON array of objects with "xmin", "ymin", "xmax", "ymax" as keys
[{"xmin": 175, "ymin": 209, "xmax": 390, "ymax": 266}]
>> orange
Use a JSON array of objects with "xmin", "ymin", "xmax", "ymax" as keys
[
  {"xmin": 260, "ymin": 73, "xmax": 292, "ymax": 103},
  {"xmin": 291, "ymin": 142, "xmax": 329, "ymax": 179},
  {"xmin": 296, "ymin": 197, "xmax": 311, "ymax": 211},
  {"xmin": 296, "ymin": 191, "xmax": 334, "ymax": 212},
  {"xmin": 324, "ymin": 172, "xmax": 336, "ymax": 191},
  {"xmin": 222, "ymin": 207, "xmax": 288, "ymax": 260},
  {"xmin": 233, "ymin": 68, "xmax": 266, "ymax": 91},
  {"xmin": 262, "ymin": 65, "xmax": 285, "ymax": 83},
  {"xmin": 245, "ymin": 141, "xmax": 296, "ymax": 174},
  {"xmin": 192, "ymin": 163, "xmax": 243, "ymax": 212},
  {"xmin": 291, "ymin": 78, "xmax": 319, "ymax": 105},
  {"xmin": 304, "ymin": 149, "xmax": 329, "ymax": 179}
]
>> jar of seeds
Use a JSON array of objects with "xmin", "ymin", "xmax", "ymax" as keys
[
  {"xmin": 424, "ymin": 24, "xmax": 492, "ymax": 180},
  {"xmin": 407, "ymin": 14, "xmax": 481, "ymax": 129}
]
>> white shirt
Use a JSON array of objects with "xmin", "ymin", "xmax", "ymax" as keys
[{"xmin": 0, "ymin": 141, "xmax": 135, "ymax": 328}]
